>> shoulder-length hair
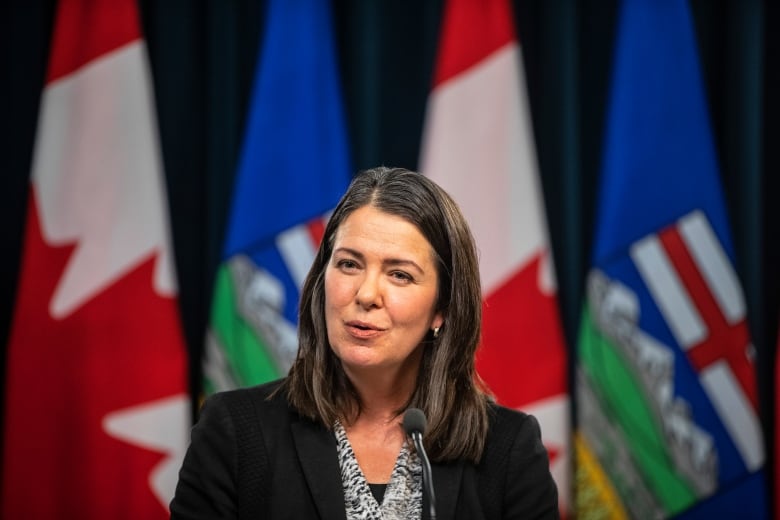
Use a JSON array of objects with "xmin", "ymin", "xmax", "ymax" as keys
[{"xmin": 280, "ymin": 166, "xmax": 490, "ymax": 463}]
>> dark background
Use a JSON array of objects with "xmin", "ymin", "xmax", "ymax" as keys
[{"xmin": 1, "ymin": 0, "xmax": 778, "ymax": 505}]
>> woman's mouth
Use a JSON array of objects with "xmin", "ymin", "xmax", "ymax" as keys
[{"xmin": 345, "ymin": 321, "xmax": 383, "ymax": 338}]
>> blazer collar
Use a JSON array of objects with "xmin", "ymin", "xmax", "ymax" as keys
[
  {"xmin": 291, "ymin": 417, "xmax": 464, "ymax": 520},
  {"xmin": 291, "ymin": 418, "xmax": 347, "ymax": 520}
]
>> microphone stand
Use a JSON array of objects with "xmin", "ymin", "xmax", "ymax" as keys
[{"xmin": 410, "ymin": 430, "xmax": 436, "ymax": 520}]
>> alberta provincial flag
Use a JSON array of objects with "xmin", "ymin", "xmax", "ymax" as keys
[
  {"xmin": 420, "ymin": 0, "xmax": 570, "ymax": 513},
  {"xmin": 574, "ymin": 0, "xmax": 767, "ymax": 518},
  {"xmin": 203, "ymin": 0, "xmax": 351, "ymax": 393}
]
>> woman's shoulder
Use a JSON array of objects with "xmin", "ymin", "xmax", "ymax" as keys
[
  {"xmin": 210, "ymin": 378, "xmax": 286, "ymax": 401},
  {"xmin": 482, "ymin": 401, "xmax": 545, "ymax": 460},
  {"xmin": 476, "ymin": 402, "xmax": 558, "ymax": 516},
  {"xmin": 486, "ymin": 401, "xmax": 538, "ymax": 431},
  {"xmin": 201, "ymin": 378, "xmax": 292, "ymax": 422}
]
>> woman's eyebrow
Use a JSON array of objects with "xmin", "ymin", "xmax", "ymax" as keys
[{"xmin": 333, "ymin": 247, "xmax": 425, "ymax": 274}]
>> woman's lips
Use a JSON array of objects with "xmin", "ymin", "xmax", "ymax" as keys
[{"xmin": 345, "ymin": 320, "xmax": 384, "ymax": 339}]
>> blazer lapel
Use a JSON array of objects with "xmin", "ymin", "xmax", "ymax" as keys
[
  {"xmin": 291, "ymin": 419, "xmax": 346, "ymax": 520},
  {"xmin": 425, "ymin": 460, "xmax": 463, "ymax": 520}
]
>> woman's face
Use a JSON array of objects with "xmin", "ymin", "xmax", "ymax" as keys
[{"xmin": 324, "ymin": 205, "xmax": 443, "ymax": 380}]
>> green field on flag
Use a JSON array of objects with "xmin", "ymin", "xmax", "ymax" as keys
[
  {"xmin": 579, "ymin": 305, "xmax": 696, "ymax": 513},
  {"xmin": 206, "ymin": 264, "xmax": 281, "ymax": 394}
]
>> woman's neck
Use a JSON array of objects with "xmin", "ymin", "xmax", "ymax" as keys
[
  {"xmin": 343, "ymin": 366, "xmax": 418, "ymax": 423},
  {"xmin": 340, "ymin": 364, "xmax": 418, "ymax": 483}
]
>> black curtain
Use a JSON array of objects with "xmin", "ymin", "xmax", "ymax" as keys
[{"xmin": 2, "ymin": 0, "xmax": 778, "ymax": 505}]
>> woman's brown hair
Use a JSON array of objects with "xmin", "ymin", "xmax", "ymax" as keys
[{"xmin": 280, "ymin": 166, "xmax": 490, "ymax": 463}]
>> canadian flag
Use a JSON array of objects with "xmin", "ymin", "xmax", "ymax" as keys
[
  {"xmin": 420, "ymin": 0, "xmax": 570, "ymax": 513},
  {"xmin": 1, "ymin": 1, "xmax": 189, "ymax": 518}
]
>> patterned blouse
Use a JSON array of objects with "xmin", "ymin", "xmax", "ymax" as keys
[{"xmin": 334, "ymin": 420, "xmax": 423, "ymax": 519}]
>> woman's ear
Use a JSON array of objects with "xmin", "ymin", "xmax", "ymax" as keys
[{"xmin": 432, "ymin": 313, "xmax": 444, "ymax": 332}]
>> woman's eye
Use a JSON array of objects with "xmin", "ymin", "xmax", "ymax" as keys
[
  {"xmin": 337, "ymin": 259, "xmax": 358, "ymax": 270},
  {"xmin": 390, "ymin": 271, "xmax": 413, "ymax": 282}
]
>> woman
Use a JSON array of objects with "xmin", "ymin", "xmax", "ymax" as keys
[{"xmin": 170, "ymin": 167, "xmax": 558, "ymax": 519}]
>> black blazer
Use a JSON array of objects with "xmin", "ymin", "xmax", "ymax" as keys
[{"xmin": 170, "ymin": 380, "xmax": 558, "ymax": 519}]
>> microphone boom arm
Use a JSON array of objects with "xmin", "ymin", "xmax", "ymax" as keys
[{"xmin": 404, "ymin": 408, "xmax": 437, "ymax": 520}]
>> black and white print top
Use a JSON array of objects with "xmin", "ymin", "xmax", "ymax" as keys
[{"xmin": 334, "ymin": 420, "xmax": 423, "ymax": 520}]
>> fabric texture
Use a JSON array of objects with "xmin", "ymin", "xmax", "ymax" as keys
[
  {"xmin": 170, "ymin": 379, "xmax": 559, "ymax": 519},
  {"xmin": 334, "ymin": 420, "xmax": 423, "ymax": 519}
]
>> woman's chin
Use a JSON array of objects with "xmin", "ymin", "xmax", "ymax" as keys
[{"xmin": 340, "ymin": 355, "xmax": 385, "ymax": 372}]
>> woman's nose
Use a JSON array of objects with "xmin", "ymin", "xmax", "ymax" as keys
[{"xmin": 355, "ymin": 273, "xmax": 382, "ymax": 309}]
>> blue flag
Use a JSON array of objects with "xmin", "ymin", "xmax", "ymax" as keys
[
  {"xmin": 203, "ymin": 0, "xmax": 351, "ymax": 393},
  {"xmin": 574, "ymin": 0, "xmax": 767, "ymax": 518}
]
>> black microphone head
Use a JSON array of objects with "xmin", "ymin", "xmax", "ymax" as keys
[{"xmin": 402, "ymin": 408, "xmax": 427, "ymax": 436}]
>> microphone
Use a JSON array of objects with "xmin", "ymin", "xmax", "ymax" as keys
[{"xmin": 403, "ymin": 408, "xmax": 436, "ymax": 520}]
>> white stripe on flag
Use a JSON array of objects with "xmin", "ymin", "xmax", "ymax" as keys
[
  {"xmin": 277, "ymin": 224, "xmax": 317, "ymax": 289},
  {"xmin": 421, "ymin": 43, "xmax": 547, "ymax": 296},
  {"xmin": 678, "ymin": 210, "xmax": 745, "ymax": 324},
  {"xmin": 700, "ymin": 361, "xmax": 764, "ymax": 470},
  {"xmin": 631, "ymin": 235, "xmax": 706, "ymax": 349}
]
